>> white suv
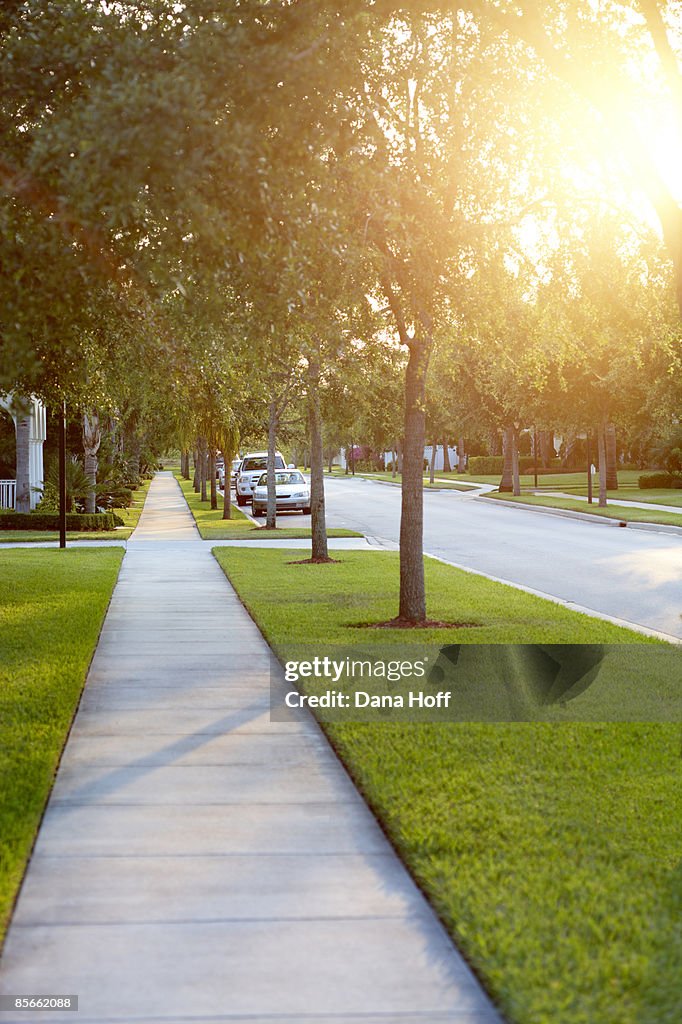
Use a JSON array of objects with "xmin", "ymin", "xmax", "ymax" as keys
[{"xmin": 236, "ymin": 451, "xmax": 285, "ymax": 506}]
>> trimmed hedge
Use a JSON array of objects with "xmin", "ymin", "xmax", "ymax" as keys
[
  {"xmin": 467, "ymin": 456, "xmax": 563, "ymax": 475},
  {"xmin": 467, "ymin": 456, "xmax": 504, "ymax": 474},
  {"xmin": 0, "ymin": 512, "xmax": 119, "ymax": 531},
  {"xmin": 638, "ymin": 472, "xmax": 682, "ymax": 489}
]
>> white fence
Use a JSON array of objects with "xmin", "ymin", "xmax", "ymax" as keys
[{"xmin": 0, "ymin": 480, "xmax": 16, "ymax": 509}]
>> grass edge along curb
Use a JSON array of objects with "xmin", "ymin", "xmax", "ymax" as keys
[
  {"xmin": 481, "ymin": 491, "xmax": 682, "ymax": 529},
  {"xmin": 0, "ymin": 547, "xmax": 124, "ymax": 947},
  {"xmin": 173, "ymin": 470, "xmax": 362, "ymax": 539},
  {"xmin": 212, "ymin": 545, "xmax": 679, "ymax": 1024}
]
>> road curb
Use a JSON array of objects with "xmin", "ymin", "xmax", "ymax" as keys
[
  {"xmin": 476, "ymin": 495, "xmax": 682, "ymax": 536},
  {"xmin": 424, "ymin": 552, "xmax": 682, "ymax": 644}
]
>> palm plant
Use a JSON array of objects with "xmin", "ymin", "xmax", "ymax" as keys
[{"xmin": 42, "ymin": 457, "xmax": 93, "ymax": 513}]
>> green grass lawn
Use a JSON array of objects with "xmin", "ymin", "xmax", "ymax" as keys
[
  {"xmin": 324, "ymin": 467, "xmax": 478, "ymax": 490},
  {"xmin": 484, "ymin": 491, "xmax": 682, "ymax": 527},
  {"xmin": 463, "ymin": 469, "xmax": 682, "ymax": 506},
  {"xmin": 0, "ymin": 478, "xmax": 152, "ymax": 543},
  {"xmin": 0, "ymin": 548, "xmax": 124, "ymax": 944},
  {"xmin": 214, "ymin": 546, "xmax": 680, "ymax": 1024},
  {"xmin": 174, "ymin": 472, "xmax": 361, "ymax": 539},
  {"xmin": 325, "ymin": 465, "xmax": 682, "ymax": 505}
]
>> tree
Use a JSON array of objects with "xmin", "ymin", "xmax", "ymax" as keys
[{"xmin": 82, "ymin": 410, "xmax": 101, "ymax": 514}]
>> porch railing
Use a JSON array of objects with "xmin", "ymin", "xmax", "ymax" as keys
[{"xmin": 0, "ymin": 479, "xmax": 16, "ymax": 509}]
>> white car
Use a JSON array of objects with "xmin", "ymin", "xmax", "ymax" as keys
[
  {"xmin": 252, "ymin": 470, "xmax": 311, "ymax": 516},
  {"xmin": 236, "ymin": 451, "xmax": 285, "ymax": 506}
]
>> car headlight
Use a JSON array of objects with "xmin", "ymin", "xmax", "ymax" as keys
[{"xmin": 293, "ymin": 491, "xmax": 308, "ymax": 498}]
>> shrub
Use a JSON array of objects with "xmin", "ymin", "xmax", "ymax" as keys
[
  {"xmin": 638, "ymin": 472, "xmax": 682, "ymax": 489},
  {"xmin": 98, "ymin": 486, "xmax": 133, "ymax": 508},
  {"xmin": 468, "ymin": 456, "xmax": 504, "ymax": 474},
  {"xmin": 652, "ymin": 428, "xmax": 682, "ymax": 474},
  {"xmin": 43, "ymin": 457, "xmax": 92, "ymax": 512},
  {"xmin": 0, "ymin": 512, "xmax": 118, "ymax": 531},
  {"xmin": 33, "ymin": 482, "xmax": 60, "ymax": 514},
  {"xmin": 467, "ymin": 456, "xmax": 563, "ymax": 475}
]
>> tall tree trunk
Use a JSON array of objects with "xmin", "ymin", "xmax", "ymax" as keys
[
  {"xmin": 396, "ymin": 440, "xmax": 403, "ymax": 474},
  {"xmin": 392, "ymin": 442, "xmax": 398, "ymax": 478},
  {"xmin": 222, "ymin": 465, "xmax": 232, "ymax": 519},
  {"xmin": 209, "ymin": 448, "xmax": 217, "ymax": 510},
  {"xmin": 128, "ymin": 439, "xmax": 141, "ymax": 483},
  {"xmin": 511, "ymin": 426, "xmax": 521, "ymax": 496},
  {"xmin": 14, "ymin": 413, "xmax": 31, "ymax": 513},
  {"xmin": 199, "ymin": 437, "xmax": 208, "ymax": 501},
  {"xmin": 606, "ymin": 422, "xmax": 619, "ymax": 491},
  {"xmin": 442, "ymin": 440, "xmax": 451, "ymax": 473},
  {"xmin": 458, "ymin": 436, "xmax": 466, "ymax": 473},
  {"xmin": 308, "ymin": 353, "xmax": 330, "ymax": 562},
  {"xmin": 597, "ymin": 418, "xmax": 608, "ymax": 508},
  {"xmin": 181, "ymin": 449, "xmax": 190, "ymax": 479},
  {"xmin": 539, "ymin": 430, "xmax": 552, "ymax": 468},
  {"xmin": 429, "ymin": 438, "xmax": 437, "ymax": 484},
  {"xmin": 499, "ymin": 427, "xmax": 513, "ymax": 492},
  {"xmin": 82, "ymin": 410, "xmax": 101, "ymax": 514},
  {"xmin": 399, "ymin": 342, "xmax": 430, "ymax": 622},
  {"xmin": 266, "ymin": 400, "xmax": 278, "ymax": 530},
  {"xmin": 193, "ymin": 446, "xmax": 200, "ymax": 492}
]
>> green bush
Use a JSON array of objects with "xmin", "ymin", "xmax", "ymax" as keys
[
  {"xmin": 98, "ymin": 486, "xmax": 132, "ymax": 508},
  {"xmin": 33, "ymin": 482, "xmax": 60, "ymax": 514},
  {"xmin": 468, "ymin": 456, "xmax": 504, "ymax": 474},
  {"xmin": 467, "ymin": 455, "xmax": 563, "ymax": 475},
  {"xmin": 638, "ymin": 472, "xmax": 682, "ymax": 489},
  {"xmin": 0, "ymin": 512, "xmax": 118, "ymax": 531}
]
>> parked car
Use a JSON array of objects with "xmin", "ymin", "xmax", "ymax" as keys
[
  {"xmin": 236, "ymin": 451, "xmax": 285, "ymax": 505},
  {"xmin": 252, "ymin": 470, "xmax": 311, "ymax": 516},
  {"xmin": 230, "ymin": 458, "xmax": 242, "ymax": 486}
]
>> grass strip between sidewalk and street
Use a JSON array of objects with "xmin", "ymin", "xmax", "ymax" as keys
[
  {"xmin": 174, "ymin": 471, "xmax": 361, "ymax": 540},
  {"xmin": 483, "ymin": 491, "xmax": 682, "ymax": 527},
  {"xmin": 0, "ymin": 478, "xmax": 152, "ymax": 543},
  {"xmin": 214, "ymin": 545, "xmax": 680, "ymax": 1024},
  {"xmin": 0, "ymin": 548, "xmax": 124, "ymax": 946},
  {"xmin": 323, "ymin": 467, "xmax": 478, "ymax": 490}
]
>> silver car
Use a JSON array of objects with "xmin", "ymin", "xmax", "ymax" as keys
[
  {"xmin": 236, "ymin": 451, "xmax": 285, "ymax": 506},
  {"xmin": 252, "ymin": 471, "xmax": 311, "ymax": 516}
]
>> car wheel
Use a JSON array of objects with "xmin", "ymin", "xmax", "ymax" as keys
[
  {"xmin": 303, "ymin": 506, "xmax": 311, "ymax": 515},
  {"xmin": 253, "ymin": 506, "xmax": 264, "ymax": 516},
  {"xmin": 236, "ymin": 495, "xmax": 246, "ymax": 506}
]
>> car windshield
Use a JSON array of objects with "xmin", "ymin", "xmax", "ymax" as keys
[
  {"xmin": 242, "ymin": 455, "xmax": 285, "ymax": 472},
  {"xmin": 256, "ymin": 472, "xmax": 305, "ymax": 486}
]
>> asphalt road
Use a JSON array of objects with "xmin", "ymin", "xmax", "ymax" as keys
[{"xmin": 317, "ymin": 475, "xmax": 682, "ymax": 640}]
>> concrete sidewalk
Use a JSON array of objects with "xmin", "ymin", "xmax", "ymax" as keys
[{"xmin": 0, "ymin": 474, "xmax": 501, "ymax": 1024}]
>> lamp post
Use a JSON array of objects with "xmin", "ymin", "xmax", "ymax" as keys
[
  {"xmin": 533, "ymin": 425, "xmax": 538, "ymax": 489},
  {"xmin": 59, "ymin": 399, "xmax": 66, "ymax": 549}
]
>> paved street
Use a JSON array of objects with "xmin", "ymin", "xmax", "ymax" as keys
[{"xmin": 320, "ymin": 476, "xmax": 682, "ymax": 640}]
